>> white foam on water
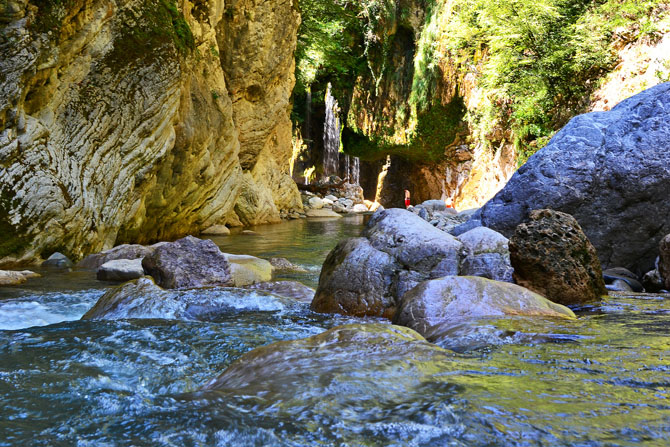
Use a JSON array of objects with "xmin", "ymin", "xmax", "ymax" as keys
[{"xmin": 0, "ymin": 290, "xmax": 104, "ymax": 331}]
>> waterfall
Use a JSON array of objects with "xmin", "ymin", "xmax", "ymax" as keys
[
  {"xmin": 323, "ymin": 83, "xmax": 340, "ymax": 178},
  {"xmin": 350, "ymin": 156, "xmax": 360, "ymax": 185}
]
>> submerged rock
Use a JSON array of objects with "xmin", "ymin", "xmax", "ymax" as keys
[
  {"xmin": 305, "ymin": 209, "xmax": 342, "ymax": 218},
  {"xmin": 245, "ymin": 281, "xmax": 315, "ymax": 302},
  {"xmin": 394, "ymin": 276, "xmax": 575, "ymax": 339},
  {"xmin": 311, "ymin": 209, "xmax": 463, "ymax": 319},
  {"xmin": 509, "ymin": 209, "xmax": 606, "ymax": 306},
  {"xmin": 96, "ymin": 259, "xmax": 145, "ymax": 282},
  {"xmin": 82, "ymin": 277, "xmax": 299, "ymax": 321},
  {"xmin": 457, "ymin": 227, "xmax": 513, "ymax": 282},
  {"xmin": 268, "ymin": 257, "xmax": 307, "ymax": 273},
  {"xmin": 142, "ymin": 236, "xmax": 232, "ymax": 289},
  {"xmin": 0, "ymin": 270, "xmax": 40, "ymax": 286},
  {"xmin": 199, "ymin": 324, "xmax": 456, "ymax": 412},
  {"xmin": 226, "ymin": 254, "xmax": 272, "ymax": 286},
  {"xmin": 467, "ymin": 83, "xmax": 670, "ymax": 274}
]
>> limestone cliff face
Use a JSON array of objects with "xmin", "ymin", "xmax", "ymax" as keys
[
  {"xmin": 0, "ymin": 0, "xmax": 301, "ymax": 266},
  {"xmin": 344, "ymin": 0, "xmax": 515, "ymax": 210}
]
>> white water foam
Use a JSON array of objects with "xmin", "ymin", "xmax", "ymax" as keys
[{"xmin": 0, "ymin": 290, "xmax": 104, "ymax": 331}]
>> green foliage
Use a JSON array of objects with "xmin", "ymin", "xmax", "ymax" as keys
[
  {"xmin": 439, "ymin": 0, "xmax": 669, "ymax": 160},
  {"xmin": 344, "ymin": 97, "xmax": 465, "ymax": 163},
  {"xmin": 295, "ymin": 0, "xmax": 365, "ymax": 93}
]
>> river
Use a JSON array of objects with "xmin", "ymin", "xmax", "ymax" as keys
[{"xmin": 1, "ymin": 215, "xmax": 669, "ymax": 446}]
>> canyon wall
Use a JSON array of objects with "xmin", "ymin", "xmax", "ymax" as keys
[
  {"xmin": 0, "ymin": 0, "xmax": 301, "ymax": 266},
  {"xmin": 344, "ymin": 0, "xmax": 516, "ymax": 210}
]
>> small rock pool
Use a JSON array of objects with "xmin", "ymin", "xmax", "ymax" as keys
[{"xmin": 1, "ymin": 215, "xmax": 669, "ymax": 446}]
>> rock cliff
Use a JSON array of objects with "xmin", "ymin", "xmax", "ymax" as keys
[{"xmin": 0, "ymin": 0, "xmax": 302, "ymax": 266}]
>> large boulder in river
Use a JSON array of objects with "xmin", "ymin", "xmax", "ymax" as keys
[
  {"xmin": 199, "ymin": 324, "xmax": 455, "ymax": 415},
  {"xmin": 509, "ymin": 209, "xmax": 606, "ymax": 306},
  {"xmin": 462, "ymin": 83, "xmax": 670, "ymax": 274},
  {"xmin": 311, "ymin": 238, "xmax": 398, "ymax": 318},
  {"xmin": 82, "ymin": 277, "xmax": 300, "ymax": 321},
  {"xmin": 394, "ymin": 276, "xmax": 575, "ymax": 339},
  {"xmin": 78, "ymin": 244, "xmax": 158, "ymax": 269},
  {"xmin": 456, "ymin": 227, "xmax": 513, "ymax": 282},
  {"xmin": 659, "ymin": 234, "xmax": 670, "ymax": 290},
  {"xmin": 96, "ymin": 259, "xmax": 145, "ymax": 282},
  {"xmin": 142, "ymin": 236, "xmax": 232, "ymax": 289},
  {"xmin": 311, "ymin": 209, "xmax": 462, "ymax": 319}
]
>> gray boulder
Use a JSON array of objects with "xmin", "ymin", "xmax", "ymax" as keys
[
  {"xmin": 457, "ymin": 227, "xmax": 513, "ymax": 282},
  {"xmin": 394, "ymin": 276, "xmax": 576, "ymax": 339},
  {"xmin": 311, "ymin": 209, "xmax": 463, "ymax": 319},
  {"xmin": 77, "ymin": 244, "xmax": 157, "ymax": 269},
  {"xmin": 602, "ymin": 268, "xmax": 644, "ymax": 292},
  {"xmin": 42, "ymin": 252, "xmax": 73, "ymax": 268},
  {"xmin": 82, "ymin": 277, "xmax": 298, "ymax": 321},
  {"xmin": 642, "ymin": 269, "xmax": 665, "ymax": 293},
  {"xmin": 465, "ymin": 83, "xmax": 670, "ymax": 274},
  {"xmin": 311, "ymin": 238, "xmax": 398, "ymax": 318},
  {"xmin": 96, "ymin": 259, "xmax": 145, "ymax": 282},
  {"xmin": 142, "ymin": 236, "xmax": 232, "ymax": 289}
]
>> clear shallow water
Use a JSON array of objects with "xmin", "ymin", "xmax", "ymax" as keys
[{"xmin": 1, "ymin": 217, "xmax": 670, "ymax": 446}]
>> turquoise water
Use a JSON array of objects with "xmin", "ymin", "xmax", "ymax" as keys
[{"xmin": 1, "ymin": 215, "xmax": 670, "ymax": 446}]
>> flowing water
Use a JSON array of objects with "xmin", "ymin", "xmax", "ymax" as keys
[{"xmin": 1, "ymin": 215, "xmax": 670, "ymax": 446}]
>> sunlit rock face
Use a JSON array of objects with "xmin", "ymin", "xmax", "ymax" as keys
[{"xmin": 0, "ymin": 0, "xmax": 301, "ymax": 266}]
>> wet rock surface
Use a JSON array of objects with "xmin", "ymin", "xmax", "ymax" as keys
[
  {"xmin": 311, "ymin": 209, "xmax": 463, "ymax": 319},
  {"xmin": 509, "ymin": 209, "xmax": 606, "ymax": 306},
  {"xmin": 468, "ymin": 83, "xmax": 670, "ymax": 274},
  {"xmin": 199, "ymin": 324, "xmax": 457, "ymax": 415},
  {"xmin": 81, "ymin": 277, "xmax": 299, "ymax": 321},
  {"xmin": 0, "ymin": 270, "xmax": 40, "ymax": 286},
  {"xmin": 245, "ymin": 281, "xmax": 315, "ymax": 302},
  {"xmin": 96, "ymin": 259, "xmax": 145, "ymax": 282},
  {"xmin": 78, "ymin": 244, "xmax": 157, "ymax": 270},
  {"xmin": 142, "ymin": 236, "xmax": 232, "ymax": 289},
  {"xmin": 394, "ymin": 276, "xmax": 575, "ymax": 339}
]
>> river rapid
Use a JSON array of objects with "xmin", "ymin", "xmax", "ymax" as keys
[{"xmin": 1, "ymin": 216, "xmax": 669, "ymax": 446}]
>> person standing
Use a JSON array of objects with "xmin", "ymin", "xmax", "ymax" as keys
[{"xmin": 404, "ymin": 190, "xmax": 411, "ymax": 208}]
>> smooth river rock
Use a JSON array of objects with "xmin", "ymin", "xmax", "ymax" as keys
[
  {"xmin": 510, "ymin": 209, "xmax": 606, "ymax": 306},
  {"xmin": 226, "ymin": 254, "xmax": 272, "ymax": 286},
  {"xmin": 311, "ymin": 209, "xmax": 463, "ymax": 319},
  {"xmin": 394, "ymin": 276, "xmax": 576, "ymax": 339},
  {"xmin": 0, "ymin": 270, "xmax": 40, "ymax": 286},
  {"xmin": 464, "ymin": 83, "xmax": 670, "ymax": 274},
  {"xmin": 96, "ymin": 259, "xmax": 145, "ymax": 282},
  {"xmin": 82, "ymin": 277, "xmax": 299, "ymax": 321},
  {"xmin": 199, "ymin": 324, "xmax": 456, "ymax": 411},
  {"xmin": 142, "ymin": 236, "xmax": 232, "ymax": 289},
  {"xmin": 78, "ymin": 244, "xmax": 157, "ymax": 270}
]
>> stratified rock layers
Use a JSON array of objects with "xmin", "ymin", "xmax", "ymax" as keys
[{"xmin": 0, "ymin": 0, "xmax": 301, "ymax": 265}]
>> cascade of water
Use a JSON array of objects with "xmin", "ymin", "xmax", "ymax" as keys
[
  {"xmin": 323, "ymin": 83, "xmax": 340, "ymax": 178},
  {"xmin": 350, "ymin": 156, "xmax": 360, "ymax": 185}
]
